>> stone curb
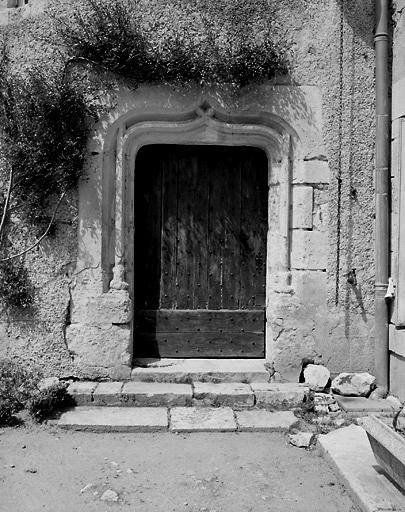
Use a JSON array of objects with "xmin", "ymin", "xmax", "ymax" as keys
[
  {"xmin": 318, "ymin": 425, "xmax": 405, "ymax": 512},
  {"xmin": 67, "ymin": 381, "xmax": 308, "ymax": 409},
  {"xmin": 57, "ymin": 406, "xmax": 302, "ymax": 434}
]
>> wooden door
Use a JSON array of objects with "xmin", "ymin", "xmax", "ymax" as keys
[{"xmin": 133, "ymin": 145, "xmax": 267, "ymax": 358}]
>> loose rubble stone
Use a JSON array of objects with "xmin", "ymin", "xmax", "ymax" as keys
[
  {"xmin": 289, "ymin": 432, "xmax": 315, "ymax": 448},
  {"xmin": 100, "ymin": 489, "xmax": 119, "ymax": 502},
  {"xmin": 329, "ymin": 402, "xmax": 340, "ymax": 412},
  {"xmin": 332, "ymin": 372, "xmax": 376, "ymax": 397},
  {"xmin": 38, "ymin": 377, "xmax": 60, "ymax": 391},
  {"xmin": 369, "ymin": 387, "xmax": 388, "ymax": 400},
  {"xmin": 303, "ymin": 364, "xmax": 330, "ymax": 391},
  {"xmin": 386, "ymin": 395, "xmax": 402, "ymax": 410},
  {"xmin": 314, "ymin": 404, "xmax": 329, "ymax": 414}
]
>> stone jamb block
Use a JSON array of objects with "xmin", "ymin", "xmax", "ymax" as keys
[
  {"xmin": 292, "ymin": 186, "xmax": 313, "ymax": 229},
  {"xmin": 121, "ymin": 382, "xmax": 193, "ymax": 407},
  {"xmin": 293, "ymin": 159, "xmax": 330, "ymax": 184},
  {"xmin": 291, "ymin": 230, "xmax": 328, "ymax": 270},
  {"xmin": 193, "ymin": 382, "xmax": 254, "ymax": 407},
  {"xmin": 71, "ymin": 290, "xmax": 132, "ymax": 325},
  {"xmin": 92, "ymin": 382, "xmax": 124, "ymax": 406},
  {"xmin": 66, "ymin": 323, "xmax": 132, "ymax": 369}
]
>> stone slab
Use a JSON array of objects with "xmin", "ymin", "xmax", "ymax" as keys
[
  {"xmin": 170, "ymin": 407, "xmax": 236, "ymax": 432},
  {"xmin": 131, "ymin": 359, "xmax": 269, "ymax": 383},
  {"xmin": 58, "ymin": 407, "xmax": 168, "ymax": 432},
  {"xmin": 121, "ymin": 382, "xmax": 192, "ymax": 406},
  {"xmin": 361, "ymin": 416, "xmax": 405, "ymax": 493},
  {"xmin": 193, "ymin": 382, "xmax": 254, "ymax": 407},
  {"xmin": 318, "ymin": 425, "xmax": 405, "ymax": 512},
  {"xmin": 335, "ymin": 396, "xmax": 399, "ymax": 415},
  {"xmin": 67, "ymin": 381, "xmax": 98, "ymax": 405},
  {"xmin": 235, "ymin": 410, "xmax": 298, "ymax": 432},
  {"xmin": 92, "ymin": 382, "xmax": 123, "ymax": 406},
  {"xmin": 251, "ymin": 383, "xmax": 308, "ymax": 408}
]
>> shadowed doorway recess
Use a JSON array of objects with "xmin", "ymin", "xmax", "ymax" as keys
[{"xmin": 134, "ymin": 145, "xmax": 268, "ymax": 358}]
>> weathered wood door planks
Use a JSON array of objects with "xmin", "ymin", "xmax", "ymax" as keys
[{"xmin": 134, "ymin": 145, "xmax": 268, "ymax": 358}]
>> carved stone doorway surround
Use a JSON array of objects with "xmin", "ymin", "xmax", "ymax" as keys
[{"xmin": 66, "ymin": 85, "xmax": 326, "ymax": 380}]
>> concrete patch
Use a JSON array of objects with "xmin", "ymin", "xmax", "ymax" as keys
[
  {"xmin": 251, "ymin": 382, "xmax": 307, "ymax": 408},
  {"xmin": 193, "ymin": 382, "xmax": 254, "ymax": 407},
  {"xmin": 58, "ymin": 407, "xmax": 168, "ymax": 432},
  {"xmin": 170, "ymin": 407, "xmax": 236, "ymax": 432},
  {"xmin": 318, "ymin": 425, "xmax": 405, "ymax": 512},
  {"xmin": 121, "ymin": 382, "xmax": 192, "ymax": 406},
  {"xmin": 92, "ymin": 382, "xmax": 123, "ymax": 406},
  {"xmin": 235, "ymin": 410, "xmax": 298, "ymax": 432},
  {"xmin": 335, "ymin": 396, "xmax": 398, "ymax": 415}
]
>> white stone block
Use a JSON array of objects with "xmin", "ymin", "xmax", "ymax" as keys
[
  {"xmin": 292, "ymin": 186, "xmax": 313, "ymax": 229},
  {"xmin": 235, "ymin": 410, "xmax": 298, "ymax": 432},
  {"xmin": 66, "ymin": 324, "xmax": 132, "ymax": 368},
  {"xmin": 291, "ymin": 230, "xmax": 328, "ymax": 270},
  {"xmin": 170, "ymin": 407, "xmax": 236, "ymax": 432},
  {"xmin": 293, "ymin": 160, "xmax": 330, "ymax": 184}
]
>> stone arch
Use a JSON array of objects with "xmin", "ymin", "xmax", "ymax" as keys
[{"xmin": 101, "ymin": 99, "xmax": 300, "ymax": 299}]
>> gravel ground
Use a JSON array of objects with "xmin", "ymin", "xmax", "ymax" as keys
[{"xmin": 0, "ymin": 423, "xmax": 359, "ymax": 512}]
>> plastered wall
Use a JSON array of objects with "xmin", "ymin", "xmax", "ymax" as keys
[{"xmin": 0, "ymin": 0, "xmax": 376, "ymax": 380}]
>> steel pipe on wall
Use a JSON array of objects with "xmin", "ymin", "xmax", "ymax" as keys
[{"xmin": 374, "ymin": 0, "xmax": 390, "ymax": 391}]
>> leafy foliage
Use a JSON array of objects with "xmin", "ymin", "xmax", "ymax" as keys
[
  {"xmin": 0, "ymin": 47, "xmax": 94, "ymax": 220},
  {"xmin": 27, "ymin": 381, "xmax": 70, "ymax": 422},
  {"xmin": 57, "ymin": 0, "xmax": 290, "ymax": 86},
  {"xmin": 0, "ymin": 259, "xmax": 34, "ymax": 310},
  {"xmin": 0, "ymin": 359, "xmax": 40, "ymax": 425}
]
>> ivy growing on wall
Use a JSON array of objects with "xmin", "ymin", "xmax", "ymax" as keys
[
  {"xmin": 0, "ymin": 0, "xmax": 290, "ymax": 310},
  {"xmin": 0, "ymin": 44, "xmax": 95, "ymax": 310},
  {"xmin": 57, "ymin": 0, "xmax": 290, "ymax": 86}
]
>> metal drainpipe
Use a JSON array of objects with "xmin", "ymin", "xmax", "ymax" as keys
[{"xmin": 374, "ymin": 0, "xmax": 390, "ymax": 392}]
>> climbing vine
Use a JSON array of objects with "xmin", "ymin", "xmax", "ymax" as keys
[
  {"xmin": 56, "ymin": 0, "xmax": 290, "ymax": 86},
  {"xmin": 0, "ymin": 0, "xmax": 290, "ymax": 310}
]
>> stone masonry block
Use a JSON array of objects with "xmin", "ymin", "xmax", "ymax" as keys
[
  {"xmin": 170, "ymin": 407, "xmax": 236, "ymax": 432},
  {"xmin": 66, "ymin": 324, "xmax": 132, "ymax": 368},
  {"xmin": 251, "ymin": 383, "xmax": 308, "ymax": 408},
  {"xmin": 292, "ymin": 186, "xmax": 313, "ymax": 229},
  {"xmin": 193, "ymin": 382, "xmax": 254, "ymax": 407},
  {"xmin": 71, "ymin": 290, "xmax": 132, "ymax": 325},
  {"xmin": 67, "ymin": 381, "xmax": 98, "ymax": 405},
  {"xmin": 121, "ymin": 382, "xmax": 193, "ymax": 407},
  {"xmin": 92, "ymin": 382, "xmax": 123, "ymax": 406},
  {"xmin": 291, "ymin": 230, "xmax": 328, "ymax": 270},
  {"xmin": 293, "ymin": 160, "xmax": 330, "ymax": 184}
]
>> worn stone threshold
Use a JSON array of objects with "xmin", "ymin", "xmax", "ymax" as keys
[{"xmin": 131, "ymin": 358, "xmax": 270, "ymax": 383}]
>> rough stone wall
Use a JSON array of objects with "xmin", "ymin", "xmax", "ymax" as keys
[{"xmin": 0, "ymin": 0, "xmax": 376, "ymax": 380}]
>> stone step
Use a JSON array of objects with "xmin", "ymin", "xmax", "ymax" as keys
[
  {"xmin": 67, "ymin": 381, "xmax": 308, "ymax": 409},
  {"xmin": 58, "ymin": 406, "xmax": 299, "ymax": 433},
  {"xmin": 130, "ymin": 359, "xmax": 269, "ymax": 383}
]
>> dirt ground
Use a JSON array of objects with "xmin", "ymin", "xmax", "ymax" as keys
[{"xmin": 0, "ymin": 422, "xmax": 359, "ymax": 512}]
